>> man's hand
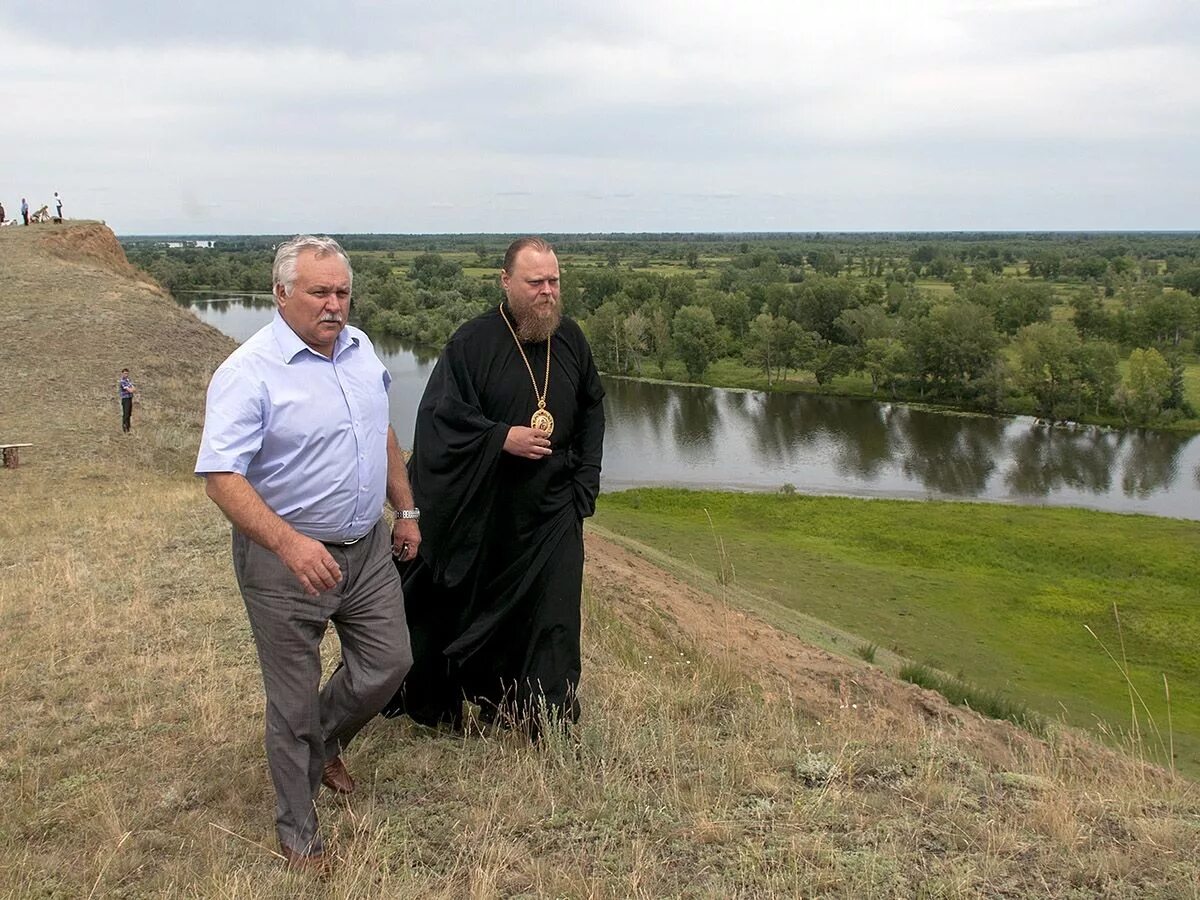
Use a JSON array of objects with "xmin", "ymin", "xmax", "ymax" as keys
[
  {"xmin": 504, "ymin": 425, "xmax": 553, "ymax": 459},
  {"xmin": 278, "ymin": 533, "xmax": 342, "ymax": 596},
  {"xmin": 393, "ymin": 519, "xmax": 422, "ymax": 562}
]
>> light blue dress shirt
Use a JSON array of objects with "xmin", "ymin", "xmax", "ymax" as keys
[{"xmin": 195, "ymin": 312, "xmax": 392, "ymax": 542}]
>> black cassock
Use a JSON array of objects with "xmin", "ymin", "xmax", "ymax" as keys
[{"xmin": 382, "ymin": 303, "xmax": 605, "ymax": 729}]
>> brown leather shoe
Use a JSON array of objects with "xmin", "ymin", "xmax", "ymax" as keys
[
  {"xmin": 322, "ymin": 755, "xmax": 355, "ymax": 795},
  {"xmin": 280, "ymin": 844, "xmax": 331, "ymax": 876}
]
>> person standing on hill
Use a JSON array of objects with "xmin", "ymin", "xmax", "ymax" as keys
[
  {"xmin": 20, "ymin": 197, "xmax": 28, "ymax": 226},
  {"xmin": 118, "ymin": 368, "xmax": 139, "ymax": 433},
  {"xmin": 195, "ymin": 235, "xmax": 418, "ymax": 873},
  {"xmin": 54, "ymin": 191, "xmax": 63, "ymax": 221},
  {"xmin": 383, "ymin": 236, "xmax": 605, "ymax": 737}
]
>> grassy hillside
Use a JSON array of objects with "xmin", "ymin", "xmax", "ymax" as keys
[
  {"xmin": 1, "ymin": 224, "xmax": 1198, "ymax": 897},
  {"xmin": 593, "ymin": 490, "xmax": 1200, "ymax": 776}
]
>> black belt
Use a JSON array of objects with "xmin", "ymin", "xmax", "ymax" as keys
[{"xmin": 322, "ymin": 535, "xmax": 365, "ymax": 547}]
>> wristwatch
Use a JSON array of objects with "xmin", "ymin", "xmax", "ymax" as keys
[{"xmin": 396, "ymin": 508, "xmax": 421, "ymax": 521}]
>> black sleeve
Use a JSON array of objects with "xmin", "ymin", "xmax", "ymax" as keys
[
  {"xmin": 411, "ymin": 336, "xmax": 510, "ymax": 586},
  {"xmin": 571, "ymin": 333, "xmax": 606, "ymax": 519}
]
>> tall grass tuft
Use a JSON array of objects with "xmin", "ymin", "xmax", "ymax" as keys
[
  {"xmin": 855, "ymin": 642, "xmax": 878, "ymax": 664},
  {"xmin": 1084, "ymin": 602, "xmax": 1176, "ymax": 778},
  {"xmin": 900, "ymin": 663, "xmax": 1046, "ymax": 736}
]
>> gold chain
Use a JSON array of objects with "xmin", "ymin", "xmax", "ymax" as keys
[{"xmin": 497, "ymin": 303, "xmax": 551, "ymax": 412}]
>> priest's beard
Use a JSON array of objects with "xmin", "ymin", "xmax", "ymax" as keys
[{"xmin": 514, "ymin": 303, "xmax": 562, "ymax": 343}]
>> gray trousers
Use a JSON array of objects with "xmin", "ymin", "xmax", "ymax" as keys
[{"xmin": 233, "ymin": 518, "xmax": 412, "ymax": 855}]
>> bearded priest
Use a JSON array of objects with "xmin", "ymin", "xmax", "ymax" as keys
[{"xmin": 382, "ymin": 236, "xmax": 605, "ymax": 737}]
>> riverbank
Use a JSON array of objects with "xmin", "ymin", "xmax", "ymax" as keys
[
  {"xmin": 3, "ymin": 223, "xmax": 1198, "ymax": 897},
  {"xmin": 601, "ymin": 356, "xmax": 1200, "ymax": 435}
]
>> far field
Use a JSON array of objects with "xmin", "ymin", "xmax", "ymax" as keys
[{"xmin": 127, "ymin": 231, "xmax": 1200, "ymax": 431}]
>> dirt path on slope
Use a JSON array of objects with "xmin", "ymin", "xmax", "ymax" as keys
[{"xmin": 584, "ymin": 531, "xmax": 1037, "ymax": 766}]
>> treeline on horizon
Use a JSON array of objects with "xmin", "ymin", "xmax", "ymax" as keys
[{"xmin": 123, "ymin": 232, "xmax": 1200, "ymax": 429}]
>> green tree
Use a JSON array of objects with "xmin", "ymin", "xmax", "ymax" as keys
[
  {"xmin": 1011, "ymin": 321, "xmax": 1082, "ymax": 419},
  {"xmin": 664, "ymin": 274, "xmax": 698, "ymax": 313},
  {"xmin": 1027, "ymin": 251, "xmax": 1062, "ymax": 279},
  {"xmin": 908, "ymin": 302, "xmax": 1001, "ymax": 401},
  {"xmin": 408, "ymin": 252, "xmax": 462, "ymax": 287},
  {"xmin": 672, "ymin": 305, "xmax": 720, "ymax": 381},
  {"xmin": 1114, "ymin": 347, "xmax": 1173, "ymax": 425},
  {"xmin": 1069, "ymin": 292, "xmax": 1115, "ymax": 341},
  {"xmin": 863, "ymin": 337, "xmax": 911, "ymax": 398},
  {"xmin": 1074, "ymin": 340, "xmax": 1121, "ymax": 417},
  {"xmin": 744, "ymin": 313, "xmax": 782, "ymax": 386},
  {"xmin": 1132, "ymin": 291, "xmax": 1198, "ymax": 347},
  {"xmin": 810, "ymin": 343, "xmax": 859, "ymax": 386},
  {"xmin": 705, "ymin": 289, "xmax": 752, "ymax": 344},
  {"xmin": 780, "ymin": 325, "xmax": 819, "ymax": 381},
  {"xmin": 808, "ymin": 248, "xmax": 842, "ymax": 277},
  {"xmin": 626, "ymin": 273, "xmax": 667, "ymax": 304},
  {"xmin": 788, "ymin": 275, "xmax": 859, "ymax": 342},
  {"xmin": 1171, "ymin": 267, "xmax": 1200, "ymax": 297},
  {"xmin": 961, "ymin": 282, "xmax": 1053, "ymax": 335},
  {"xmin": 623, "ymin": 310, "xmax": 649, "ymax": 375},
  {"xmin": 580, "ymin": 269, "xmax": 623, "ymax": 312},
  {"xmin": 835, "ymin": 304, "xmax": 893, "ymax": 345},
  {"xmin": 588, "ymin": 299, "xmax": 627, "ymax": 373},
  {"xmin": 648, "ymin": 306, "xmax": 672, "ymax": 374}
]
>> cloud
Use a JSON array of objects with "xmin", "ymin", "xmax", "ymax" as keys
[{"xmin": 1, "ymin": 0, "xmax": 1196, "ymax": 232}]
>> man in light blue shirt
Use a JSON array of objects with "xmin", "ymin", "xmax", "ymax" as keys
[{"xmin": 196, "ymin": 235, "xmax": 420, "ymax": 873}]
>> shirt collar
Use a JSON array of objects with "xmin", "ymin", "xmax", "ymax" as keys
[{"xmin": 270, "ymin": 310, "xmax": 359, "ymax": 364}]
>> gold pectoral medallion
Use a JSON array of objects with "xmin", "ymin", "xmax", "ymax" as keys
[
  {"xmin": 498, "ymin": 303, "xmax": 557, "ymax": 439},
  {"xmin": 531, "ymin": 406, "xmax": 555, "ymax": 435}
]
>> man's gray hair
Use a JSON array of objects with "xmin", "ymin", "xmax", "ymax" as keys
[{"xmin": 272, "ymin": 235, "xmax": 353, "ymax": 297}]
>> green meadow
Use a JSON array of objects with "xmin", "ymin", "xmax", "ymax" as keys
[{"xmin": 594, "ymin": 489, "xmax": 1200, "ymax": 775}]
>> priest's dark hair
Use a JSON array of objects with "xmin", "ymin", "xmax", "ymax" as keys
[{"xmin": 503, "ymin": 236, "xmax": 555, "ymax": 273}]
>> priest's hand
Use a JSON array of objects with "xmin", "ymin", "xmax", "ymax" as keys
[{"xmin": 504, "ymin": 425, "xmax": 553, "ymax": 460}]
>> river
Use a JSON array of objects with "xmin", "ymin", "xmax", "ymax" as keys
[{"xmin": 183, "ymin": 293, "xmax": 1200, "ymax": 521}]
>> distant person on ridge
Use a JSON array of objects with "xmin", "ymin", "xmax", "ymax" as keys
[
  {"xmin": 118, "ymin": 368, "xmax": 139, "ymax": 433},
  {"xmin": 382, "ymin": 236, "xmax": 605, "ymax": 738},
  {"xmin": 54, "ymin": 191, "xmax": 62, "ymax": 222},
  {"xmin": 21, "ymin": 197, "xmax": 28, "ymax": 226},
  {"xmin": 0, "ymin": 200, "xmax": 6, "ymax": 224},
  {"xmin": 195, "ymin": 235, "xmax": 418, "ymax": 874}
]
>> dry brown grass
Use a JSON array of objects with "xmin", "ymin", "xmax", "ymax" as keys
[{"xmin": 1, "ymin": 225, "xmax": 1198, "ymax": 897}]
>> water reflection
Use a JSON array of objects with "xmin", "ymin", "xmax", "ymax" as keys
[
  {"xmin": 1004, "ymin": 425, "xmax": 1117, "ymax": 497},
  {"xmin": 814, "ymin": 395, "xmax": 894, "ymax": 480},
  {"xmin": 603, "ymin": 378, "xmax": 669, "ymax": 448},
  {"xmin": 184, "ymin": 298, "xmax": 1200, "ymax": 521},
  {"xmin": 1121, "ymin": 430, "xmax": 1185, "ymax": 498},
  {"xmin": 604, "ymin": 378, "xmax": 1199, "ymax": 519},
  {"xmin": 894, "ymin": 408, "xmax": 1004, "ymax": 496},
  {"xmin": 671, "ymin": 388, "xmax": 719, "ymax": 456}
]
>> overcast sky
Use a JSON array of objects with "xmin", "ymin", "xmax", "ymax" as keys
[{"xmin": 2, "ymin": 1, "xmax": 1197, "ymax": 234}]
